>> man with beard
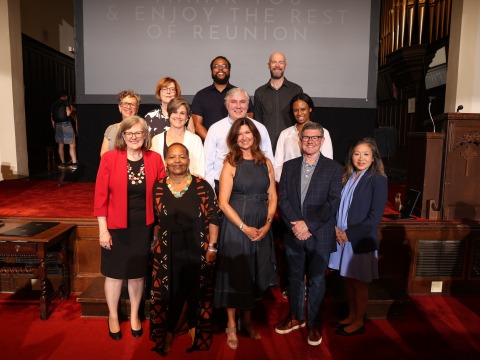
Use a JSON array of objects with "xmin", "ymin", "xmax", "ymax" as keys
[
  {"xmin": 191, "ymin": 56, "xmax": 254, "ymax": 140},
  {"xmin": 254, "ymin": 52, "xmax": 303, "ymax": 151}
]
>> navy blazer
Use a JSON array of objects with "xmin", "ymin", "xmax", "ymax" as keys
[
  {"xmin": 344, "ymin": 171, "xmax": 388, "ymax": 253},
  {"xmin": 278, "ymin": 154, "xmax": 343, "ymax": 254}
]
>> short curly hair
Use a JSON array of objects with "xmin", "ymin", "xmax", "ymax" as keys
[{"xmin": 117, "ymin": 89, "xmax": 141, "ymax": 104}]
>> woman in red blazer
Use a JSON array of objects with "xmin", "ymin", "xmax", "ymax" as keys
[
  {"xmin": 94, "ymin": 116, "xmax": 165, "ymax": 340},
  {"xmin": 329, "ymin": 138, "xmax": 388, "ymax": 336}
]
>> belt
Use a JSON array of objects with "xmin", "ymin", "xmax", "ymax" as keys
[{"xmin": 230, "ymin": 193, "xmax": 268, "ymax": 202}]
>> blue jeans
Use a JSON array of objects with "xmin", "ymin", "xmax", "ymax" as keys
[{"xmin": 285, "ymin": 233, "xmax": 329, "ymax": 327}]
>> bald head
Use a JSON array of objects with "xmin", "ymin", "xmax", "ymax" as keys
[
  {"xmin": 268, "ymin": 52, "xmax": 287, "ymax": 80},
  {"xmin": 269, "ymin": 52, "xmax": 286, "ymax": 63}
]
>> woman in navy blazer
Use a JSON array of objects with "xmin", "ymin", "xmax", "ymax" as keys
[{"xmin": 328, "ymin": 138, "xmax": 388, "ymax": 336}]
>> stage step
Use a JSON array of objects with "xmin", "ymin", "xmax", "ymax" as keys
[
  {"xmin": 366, "ymin": 280, "xmax": 409, "ymax": 319},
  {"xmin": 77, "ymin": 277, "xmax": 150, "ymax": 318},
  {"xmin": 78, "ymin": 276, "xmax": 409, "ymax": 319},
  {"xmin": 328, "ymin": 272, "xmax": 409, "ymax": 319}
]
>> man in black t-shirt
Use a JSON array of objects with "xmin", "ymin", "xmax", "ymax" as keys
[
  {"xmin": 190, "ymin": 56, "xmax": 254, "ymax": 141},
  {"xmin": 51, "ymin": 92, "xmax": 77, "ymax": 170}
]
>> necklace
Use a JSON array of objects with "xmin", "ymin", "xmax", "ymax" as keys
[
  {"xmin": 166, "ymin": 174, "xmax": 192, "ymax": 198},
  {"xmin": 127, "ymin": 162, "xmax": 145, "ymax": 185}
]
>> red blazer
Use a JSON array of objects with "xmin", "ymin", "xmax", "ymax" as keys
[{"xmin": 94, "ymin": 150, "xmax": 165, "ymax": 229}]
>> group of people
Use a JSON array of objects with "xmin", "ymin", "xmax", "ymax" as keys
[{"xmin": 93, "ymin": 51, "xmax": 388, "ymax": 356}]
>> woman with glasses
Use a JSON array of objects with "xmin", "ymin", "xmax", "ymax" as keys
[
  {"xmin": 100, "ymin": 89, "xmax": 141, "ymax": 156},
  {"xmin": 144, "ymin": 77, "xmax": 195, "ymax": 138},
  {"xmin": 94, "ymin": 116, "xmax": 165, "ymax": 341},
  {"xmin": 274, "ymin": 93, "xmax": 333, "ymax": 182},
  {"xmin": 151, "ymin": 97, "xmax": 205, "ymax": 177}
]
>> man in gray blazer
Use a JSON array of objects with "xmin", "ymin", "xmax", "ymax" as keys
[{"xmin": 276, "ymin": 122, "xmax": 342, "ymax": 346}]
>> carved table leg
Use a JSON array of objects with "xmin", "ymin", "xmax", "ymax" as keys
[
  {"xmin": 60, "ymin": 240, "xmax": 70, "ymax": 299},
  {"xmin": 38, "ymin": 258, "xmax": 48, "ymax": 320}
]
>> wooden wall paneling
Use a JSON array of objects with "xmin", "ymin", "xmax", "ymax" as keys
[
  {"xmin": 379, "ymin": 221, "xmax": 480, "ymax": 295},
  {"xmin": 73, "ymin": 224, "xmax": 102, "ymax": 293},
  {"xmin": 2, "ymin": 216, "xmax": 479, "ymax": 296}
]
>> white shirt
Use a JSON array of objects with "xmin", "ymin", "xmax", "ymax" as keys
[
  {"xmin": 204, "ymin": 116, "xmax": 274, "ymax": 191},
  {"xmin": 151, "ymin": 130, "xmax": 206, "ymax": 177},
  {"xmin": 274, "ymin": 125, "xmax": 333, "ymax": 182}
]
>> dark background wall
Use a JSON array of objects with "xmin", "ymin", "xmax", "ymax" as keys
[
  {"xmin": 22, "ymin": 35, "xmax": 75, "ymax": 176},
  {"xmin": 20, "ymin": 32, "xmax": 377, "ymax": 181},
  {"xmin": 76, "ymin": 104, "xmax": 376, "ymax": 181}
]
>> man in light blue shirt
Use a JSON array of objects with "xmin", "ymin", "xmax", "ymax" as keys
[{"xmin": 205, "ymin": 87, "xmax": 274, "ymax": 193}]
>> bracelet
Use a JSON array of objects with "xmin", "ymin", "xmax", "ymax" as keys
[
  {"xmin": 267, "ymin": 218, "xmax": 273, "ymax": 223},
  {"xmin": 239, "ymin": 222, "xmax": 244, "ymax": 230},
  {"xmin": 207, "ymin": 247, "xmax": 218, "ymax": 253},
  {"xmin": 99, "ymin": 230, "xmax": 108, "ymax": 238},
  {"xmin": 153, "ymin": 236, "xmax": 158, "ymax": 241}
]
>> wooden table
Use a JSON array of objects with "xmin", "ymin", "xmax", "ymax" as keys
[{"xmin": 0, "ymin": 222, "xmax": 76, "ymax": 319}]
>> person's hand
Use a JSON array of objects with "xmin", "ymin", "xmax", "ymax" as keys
[
  {"xmin": 291, "ymin": 221, "xmax": 311, "ymax": 241},
  {"xmin": 206, "ymin": 250, "xmax": 216, "ymax": 265},
  {"xmin": 243, "ymin": 225, "xmax": 261, "ymax": 241},
  {"xmin": 99, "ymin": 231, "xmax": 112, "ymax": 250},
  {"xmin": 191, "ymin": 173, "xmax": 205, "ymax": 180},
  {"xmin": 151, "ymin": 236, "xmax": 159, "ymax": 254},
  {"xmin": 336, "ymin": 229, "xmax": 349, "ymax": 245},
  {"xmin": 252, "ymin": 224, "xmax": 270, "ymax": 242}
]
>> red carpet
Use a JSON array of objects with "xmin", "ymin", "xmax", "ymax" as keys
[
  {"xmin": 0, "ymin": 290, "xmax": 479, "ymax": 360},
  {"xmin": 0, "ymin": 179, "xmax": 94, "ymax": 219},
  {"xmin": 0, "ymin": 179, "xmax": 403, "ymax": 220}
]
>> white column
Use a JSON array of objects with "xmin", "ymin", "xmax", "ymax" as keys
[
  {"xmin": 445, "ymin": 0, "xmax": 480, "ymax": 113},
  {"xmin": 0, "ymin": 0, "xmax": 28, "ymax": 180}
]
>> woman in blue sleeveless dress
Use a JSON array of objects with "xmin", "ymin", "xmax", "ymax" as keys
[{"xmin": 214, "ymin": 118, "xmax": 277, "ymax": 350}]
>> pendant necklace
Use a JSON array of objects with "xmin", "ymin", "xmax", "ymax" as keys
[
  {"xmin": 166, "ymin": 174, "xmax": 192, "ymax": 198},
  {"xmin": 127, "ymin": 162, "xmax": 145, "ymax": 185}
]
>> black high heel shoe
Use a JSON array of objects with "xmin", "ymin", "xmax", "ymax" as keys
[
  {"xmin": 335, "ymin": 326, "xmax": 365, "ymax": 336},
  {"xmin": 131, "ymin": 325, "xmax": 143, "ymax": 338},
  {"xmin": 108, "ymin": 317, "xmax": 122, "ymax": 340},
  {"xmin": 330, "ymin": 321, "xmax": 350, "ymax": 329}
]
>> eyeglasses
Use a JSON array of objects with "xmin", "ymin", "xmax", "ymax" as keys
[
  {"xmin": 120, "ymin": 101, "xmax": 138, "ymax": 108},
  {"xmin": 301, "ymin": 135, "xmax": 323, "ymax": 142},
  {"xmin": 160, "ymin": 87, "xmax": 176, "ymax": 93},
  {"xmin": 123, "ymin": 131, "xmax": 145, "ymax": 139},
  {"xmin": 212, "ymin": 64, "xmax": 229, "ymax": 70}
]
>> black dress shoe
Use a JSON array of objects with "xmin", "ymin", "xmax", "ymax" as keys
[
  {"xmin": 131, "ymin": 325, "xmax": 143, "ymax": 338},
  {"xmin": 108, "ymin": 318, "xmax": 122, "ymax": 340},
  {"xmin": 330, "ymin": 321, "xmax": 350, "ymax": 329},
  {"xmin": 335, "ymin": 326, "xmax": 365, "ymax": 336}
]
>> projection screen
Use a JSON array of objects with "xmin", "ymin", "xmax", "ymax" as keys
[{"xmin": 74, "ymin": 0, "xmax": 379, "ymax": 107}]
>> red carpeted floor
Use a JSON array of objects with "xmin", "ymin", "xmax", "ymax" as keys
[
  {"xmin": 0, "ymin": 179, "xmax": 95, "ymax": 219},
  {"xmin": 0, "ymin": 289, "xmax": 479, "ymax": 360},
  {"xmin": 1, "ymin": 181, "xmax": 479, "ymax": 358},
  {"xmin": 0, "ymin": 179, "xmax": 403, "ymax": 220}
]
